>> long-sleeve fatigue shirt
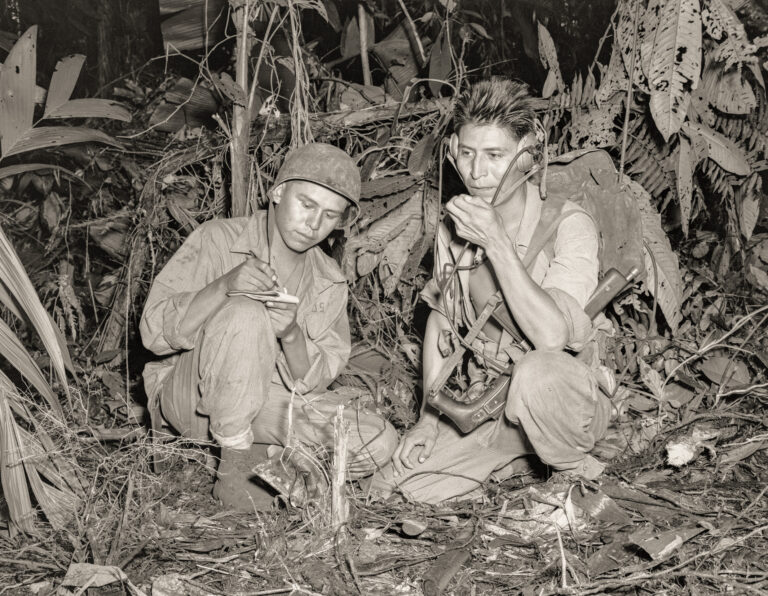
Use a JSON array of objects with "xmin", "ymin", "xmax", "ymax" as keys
[
  {"xmin": 140, "ymin": 211, "xmax": 351, "ymax": 401},
  {"xmin": 421, "ymin": 182, "xmax": 600, "ymax": 364}
]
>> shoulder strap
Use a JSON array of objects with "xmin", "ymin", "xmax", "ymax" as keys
[
  {"xmin": 522, "ymin": 202, "xmax": 598, "ymax": 270},
  {"xmin": 521, "ymin": 196, "xmax": 567, "ymax": 269}
]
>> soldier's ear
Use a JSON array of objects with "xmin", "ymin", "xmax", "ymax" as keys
[
  {"xmin": 448, "ymin": 133, "xmax": 459, "ymax": 163},
  {"xmin": 271, "ymin": 182, "xmax": 285, "ymax": 205}
]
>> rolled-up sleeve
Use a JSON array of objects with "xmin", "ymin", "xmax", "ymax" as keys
[
  {"xmin": 541, "ymin": 210, "xmax": 599, "ymax": 349},
  {"xmin": 282, "ymin": 283, "xmax": 351, "ymax": 394},
  {"xmin": 140, "ymin": 225, "xmax": 218, "ymax": 355}
]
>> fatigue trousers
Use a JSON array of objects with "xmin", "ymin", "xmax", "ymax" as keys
[
  {"xmin": 156, "ymin": 297, "xmax": 398, "ymax": 478},
  {"xmin": 367, "ymin": 350, "xmax": 613, "ymax": 503}
]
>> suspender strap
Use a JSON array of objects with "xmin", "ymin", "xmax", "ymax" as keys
[{"xmin": 428, "ymin": 292, "xmax": 503, "ymax": 398}]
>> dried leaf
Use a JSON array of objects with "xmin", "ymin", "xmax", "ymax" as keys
[
  {"xmin": 379, "ymin": 217, "xmax": 423, "ymax": 295},
  {"xmin": 0, "ymin": 25, "xmax": 36, "ymax": 156},
  {"xmin": 407, "ymin": 133, "xmax": 437, "ymax": 178},
  {"xmin": 61, "ymin": 563, "xmax": 127, "ymax": 588},
  {"xmin": 646, "ymin": 0, "xmax": 702, "ymax": 141},
  {"xmin": 682, "ymin": 121, "xmax": 751, "ymax": 175},
  {"xmin": 44, "ymin": 54, "xmax": 85, "ymax": 116},
  {"xmin": 630, "ymin": 526, "xmax": 705, "ymax": 560},
  {"xmin": 676, "ymin": 135, "xmax": 693, "ymax": 236},
  {"xmin": 719, "ymin": 440, "xmax": 767, "ymax": 466}
]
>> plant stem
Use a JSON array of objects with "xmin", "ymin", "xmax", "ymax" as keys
[
  {"xmin": 618, "ymin": 0, "xmax": 640, "ymax": 183},
  {"xmin": 358, "ymin": 3, "xmax": 372, "ymax": 86},
  {"xmin": 231, "ymin": 0, "xmax": 252, "ymax": 216}
]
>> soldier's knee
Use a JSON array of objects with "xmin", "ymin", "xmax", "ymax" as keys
[
  {"xmin": 350, "ymin": 417, "xmax": 398, "ymax": 476},
  {"xmin": 506, "ymin": 350, "xmax": 562, "ymax": 419},
  {"xmin": 205, "ymin": 296, "xmax": 271, "ymax": 336}
]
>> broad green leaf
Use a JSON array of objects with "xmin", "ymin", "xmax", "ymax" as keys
[
  {"xmin": 44, "ymin": 54, "xmax": 85, "ymax": 116},
  {"xmin": 0, "ymin": 163, "xmax": 80, "ymax": 180},
  {"xmin": 161, "ymin": 0, "xmax": 227, "ymax": 52},
  {"xmin": 0, "ymin": 388, "xmax": 35, "ymax": 533},
  {"xmin": 682, "ymin": 121, "xmax": 751, "ymax": 175},
  {"xmin": 739, "ymin": 189, "xmax": 760, "ymax": 241},
  {"xmin": 618, "ymin": 0, "xmax": 650, "ymax": 91},
  {"xmin": 0, "ymin": 25, "xmax": 36, "ymax": 156},
  {"xmin": 676, "ymin": 136, "xmax": 693, "ymax": 237},
  {"xmin": 428, "ymin": 29, "xmax": 452, "ymax": 97},
  {"xmin": 538, "ymin": 22, "xmax": 564, "ymax": 93},
  {"xmin": 646, "ymin": 0, "xmax": 702, "ymax": 140},
  {"xmin": 596, "ymin": 42, "xmax": 628, "ymax": 106},
  {"xmin": 2, "ymin": 126, "xmax": 121, "ymax": 159},
  {"xmin": 0, "ymin": 318, "xmax": 58, "ymax": 412},
  {"xmin": 624, "ymin": 177, "xmax": 684, "ymax": 331},
  {"xmin": 43, "ymin": 99, "xmax": 131, "ymax": 122},
  {"xmin": 0, "ymin": 226, "xmax": 68, "ymax": 415},
  {"xmin": 639, "ymin": 359, "xmax": 666, "ymax": 401}
]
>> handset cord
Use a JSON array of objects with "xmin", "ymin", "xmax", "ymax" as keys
[{"xmin": 433, "ymin": 141, "xmax": 544, "ymax": 364}]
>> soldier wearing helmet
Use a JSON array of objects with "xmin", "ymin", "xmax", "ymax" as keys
[{"xmin": 140, "ymin": 143, "xmax": 397, "ymax": 512}]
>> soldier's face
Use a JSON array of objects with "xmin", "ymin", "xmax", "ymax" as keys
[
  {"xmin": 450, "ymin": 123, "xmax": 520, "ymax": 202},
  {"xmin": 273, "ymin": 180, "xmax": 349, "ymax": 252}
]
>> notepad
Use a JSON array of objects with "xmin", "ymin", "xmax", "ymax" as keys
[{"xmin": 227, "ymin": 289, "xmax": 300, "ymax": 304}]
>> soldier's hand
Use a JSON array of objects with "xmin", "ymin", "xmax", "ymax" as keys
[
  {"xmin": 266, "ymin": 301, "xmax": 299, "ymax": 339},
  {"xmin": 446, "ymin": 194, "xmax": 505, "ymax": 249},
  {"xmin": 392, "ymin": 419, "xmax": 439, "ymax": 476},
  {"xmin": 224, "ymin": 255, "xmax": 279, "ymax": 293}
]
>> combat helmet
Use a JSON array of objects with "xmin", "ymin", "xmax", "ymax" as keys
[{"xmin": 271, "ymin": 143, "xmax": 361, "ymax": 225}]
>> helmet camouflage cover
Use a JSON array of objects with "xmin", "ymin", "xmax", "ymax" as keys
[{"xmin": 271, "ymin": 143, "xmax": 361, "ymax": 225}]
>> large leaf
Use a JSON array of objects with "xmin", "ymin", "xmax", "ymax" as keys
[
  {"xmin": 2, "ymin": 126, "xmax": 121, "ymax": 159},
  {"xmin": 161, "ymin": 0, "xmax": 227, "ymax": 52},
  {"xmin": 640, "ymin": 0, "xmax": 664, "ymax": 80},
  {"xmin": 596, "ymin": 42, "xmax": 628, "ymax": 106},
  {"xmin": 617, "ymin": 0, "xmax": 650, "ymax": 92},
  {"xmin": 739, "ymin": 182, "xmax": 760, "ymax": 242},
  {"xmin": 0, "ymin": 226, "xmax": 68, "ymax": 415},
  {"xmin": 701, "ymin": 57, "xmax": 756, "ymax": 115},
  {"xmin": 681, "ymin": 121, "xmax": 751, "ymax": 175},
  {"xmin": 0, "ymin": 163, "xmax": 82, "ymax": 181},
  {"xmin": 44, "ymin": 99, "xmax": 131, "ymax": 122},
  {"xmin": 676, "ymin": 135, "xmax": 694, "ymax": 237},
  {"xmin": 646, "ymin": 0, "xmax": 702, "ymax": 141},
  {"xmin": 538, "ymin": 22, "xmax": 564, "ymax": 94},
  {"xmin": 0, "ymin": 388, "xmax": 35, "ymax": 533},
  {"xmin": 624, "ymin": 177, "xmax": 683, "ymax": 331},
  {"xmin": 428, "ymin": 29, "xmax": 452, "ymax": 97},
  {"xmin": 0, "ymin": 25, "xmax": 36, "ymax": 156},
  {"xmin": 44, "ymin": 54, "xmax": 85, "ymax": 116},
  {"xmin": 0, "ymin": 318, "xmax": 59, "ymax": 412}
]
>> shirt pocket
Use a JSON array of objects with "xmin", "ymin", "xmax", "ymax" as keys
[{"xmin": 304, "ymin": 310, "xmax": 329, "ymax": 340}]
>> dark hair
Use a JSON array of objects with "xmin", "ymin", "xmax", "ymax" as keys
[{"xmin": 453, "ymin": 77, "xmax": 536, "ymax": 141}]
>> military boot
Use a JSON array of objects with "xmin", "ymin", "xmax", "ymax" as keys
[{"xmin": 213, "ymin": 444, "xmax": 274, "ymax": 512}]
